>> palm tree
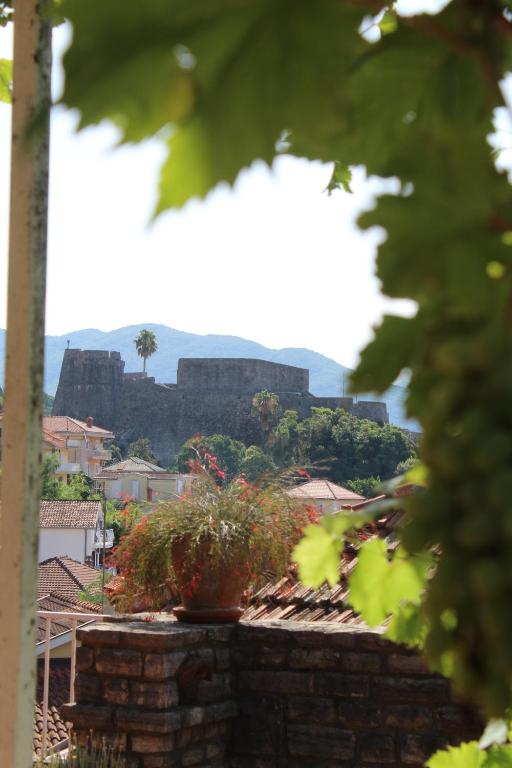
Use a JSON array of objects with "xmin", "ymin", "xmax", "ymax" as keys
[
  {"xmin": 134, "ymin": 329, "xmax": 158, "ymax": 373},
  {"xmin": 251, "ymin": 390, "xmax": 280, "ymax": 434}
]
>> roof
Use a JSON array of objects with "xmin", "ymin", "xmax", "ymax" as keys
[
  {"xmin": 43, "ymin": 415, "xmax": 114, "ymax": 438},
  {"xmin": 287, "ymin": 479, "xmax": 365, "ymax": 502},
  {"xmin": 33, "ymin": 701, "xmax": 69, "ymax": 757},
  {"xmin": 242, "ymin": 556, "xmax": 365, "ymax": 624},
  {"xmin": 36, "ymin": 592, "xmax": 101, "ymax": 643},
  {"xmin": 101, "ymin": 456, "xmax": 166, "ymax": 474},
  {"xmin": 38, "ymin": 556, "xmax": 100, "ymax": 599},
  {"xmin": 243, "ymin": 498, "xmax": 404, "ymax": 624},
  {"xmin": 40, "ymin": 499, "xmax": 100, "ymax": 528},
  {"xmin": 42, "ymin": 428, "xmax": 65, "ymax": 449}
]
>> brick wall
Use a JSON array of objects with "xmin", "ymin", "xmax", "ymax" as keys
[
  {"xmin": 62, "ymin": 619, "xmax": 236, "ymax": 768},
  {"xmin": 63, "ymin": 618, "xmax": 481, "ymax": 768},
  {"xmin": 231, "ymin": 622, "xmax": 481, "ymax": 768}
]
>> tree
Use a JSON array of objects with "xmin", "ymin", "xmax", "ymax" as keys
[
  {"xmin": 345, "ymin": 476, "xmax": 381, "ymax": 499},
  {"xmin": 127, "ymin": 437, "xmax": 157, "ymax": 464},
  {"xmin": 40, "ymin": 454, "xmax": 100, "ymax": 500},
  {"xmin": 295, "ymin": 408, "xmax": 415, "ymax": 486},
  {"xmin": 269, "ymin": 410, "xmax": 303, "ymax": 467},
  {"xmin": 176, "ymin": 434, "xmax": 246, "ymax": 482},
  {"xmin": 240, "ymin": 445, "xmax": 277, "ymax": 483},
  {"xmin": 134, "ymin": 329, "xmax": 157, "ymax": 374},
  {"xmin": 251, "ymin": 390, "xmax": 280, "ymax": 435},
  {"xmin": 40, "ymin": 453, "xmax": 62, "ymax": 499}
]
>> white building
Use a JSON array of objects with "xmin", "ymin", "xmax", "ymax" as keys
[
  {"xmin": 38, "ymin": 500, "xmax": 113, "ymax": 565},
  {"xmin": 286, "ymin": 479, "xmax": 365, "ymax": 514}
]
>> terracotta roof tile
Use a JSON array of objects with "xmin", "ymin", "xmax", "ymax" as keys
[
  {"xmin": 38, "ymin": 556, "xmax": 100, "ymax": 599},
  {"xmin": 101, "ymin": 456, "xmax": 165, "ymax": 473},
  {"xmin": 33, "ymin": 700, "xmax": 69, "ymax": 757},
  {"xmin": 287, "ymin": 479, "xmax": 365, "ymax": 501},
  {"xmin": 36, "ymin": 592, "xmax": 101, "ymax": 643},
  {"xmin": 43, "ymin": 415, "xmax": 114, "ymax": 437},
  {"xmin": 42, "ymin": 429, "xmax": 66, "ymax": 449},
  {"xmin": 40, "ymin": 499, "xmax": 100, "ymax": 528}
]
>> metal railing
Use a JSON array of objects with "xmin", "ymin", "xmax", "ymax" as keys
[
  {"xmin": 94, "ymin": 528, "xmax": 115, "ymax": 548},
  {"xmin": 36, "ymin": 610, "xmax": 108, "ymax": 760}
]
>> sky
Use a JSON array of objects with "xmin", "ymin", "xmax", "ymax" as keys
[{"xmin": 1, "ymin": 0, "xmax": 509, "ymax": 371}]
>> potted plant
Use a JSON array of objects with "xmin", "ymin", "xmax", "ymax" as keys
[{"xmin": 110, "ymin": 472, "xmax": 317, "ymax": 622}]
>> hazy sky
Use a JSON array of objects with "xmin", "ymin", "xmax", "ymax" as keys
[{"xmin": 1, "ymin": 0, "xmax": 509, "ymax": 370}]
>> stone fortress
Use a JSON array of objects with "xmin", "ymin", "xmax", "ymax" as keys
[{"xmin": 52, "ymin": 349, "xmax": 389, "ymax": 467}]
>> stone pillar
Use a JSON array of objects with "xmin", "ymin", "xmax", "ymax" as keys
[{"xmin": 61, "ymin": 618, "xmax": 236, "ymax": 768}]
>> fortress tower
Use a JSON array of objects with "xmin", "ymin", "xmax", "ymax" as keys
[{"xmin": 52, "ymin": 349, "xmax": 124, "ymax": 430}]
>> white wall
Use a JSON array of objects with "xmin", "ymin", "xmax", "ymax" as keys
[{"xmin": 39, "ymin": 528, "xmax": 94, "ymax": 563}]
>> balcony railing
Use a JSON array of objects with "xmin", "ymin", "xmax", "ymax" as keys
[
  {"xmin": 94, "ymin": 528, "xmax": 115, "ymax": 548},
  {"xmin": 90, "ymin": 447, "xmax": 112, "ymax": 460},
  {"xmin": 36, "ymin": 610, "xmax": 108, "ymax": 760},
  {"xmin": 57, "ymin": 461, "xmax": 81, "ymax": 473}
]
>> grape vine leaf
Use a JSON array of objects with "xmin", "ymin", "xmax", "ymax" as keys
[
  {"xmin": 325, "ymin": 163, "xmax": 353, "ymax": 195},
  {"xmin": 426, "ymin": 742, "xmax": 485, "ymax": 768},
  {"xmin": 61, "ymin": 0, "xmax": 367, "ymax": 213},
  {"xmin": 293, "ymin": 514, "xmax": 353, "ymax": 589},
  {"xmin": 348, "ymin": 539, "xmax": 431, "ymax": 626},
  {"xmin": 379, "ymin": 8, "xmax": 397, "ymax": 36},
  {"xmin": 485, "ymin": 746, "xmax": 512, "ymax": 767},
  {"xmin": 385, "ymin": 601, "xmax": 428, "ymax": 648}
]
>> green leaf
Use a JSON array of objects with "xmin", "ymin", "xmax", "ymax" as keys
[
  {"xmin": 61, "ymin": 0, "xmax": 366, "ymax": 211},
  {"xmin": 293, "ymin": 524, "xmax": 341, "ymax": 588},
  {"xmin": 0, "ymin": 58, "xmax": 12, "ymax": 103},
  {"xmin": 485, "ymin": 746, "xmax": 512, "ymax": 767},
  {"xmin": 348, "ymin": 539, "xmax": 431, "ymax": 626},
  {"xmin": 379, "ymin": 8, "xmax": 397, "ymax": 36},
  {"xmin": 350, "ymin": 314, "xmax": 419, "ymax": 395},
  {"xmin": 325, "ymin": 162, "xmax": 352, "ymax": 195},
  {"xmin": 385, "ymin": 601, "xmax": 428, "ymax": 648},
  {"xmin": 426, "ymin": 742, "xmax": 485, "ymax": 768},
  {"xmin": 293, "ymin": 513, "xmax": 354, "ymax": 588},
  {"xmin": 404, "ymin": 462, "xmax": 429, "ymax": 487},
  {"xmin": 480, "ymin": 721, "xmax": 509, "ymax": 750}
]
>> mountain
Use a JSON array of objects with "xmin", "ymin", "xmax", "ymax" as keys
[{"xmin": 0, "ymin": 324, "xmax": 415, "ymax": 429}]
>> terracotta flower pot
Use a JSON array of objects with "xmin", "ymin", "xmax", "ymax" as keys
[{"xmin": 170, "ymin": 537, "xmax": 250, "ymax": 623}]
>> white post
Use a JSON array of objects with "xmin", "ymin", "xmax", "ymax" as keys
[
  {"xmin": 41, "ymin": 617, "xmax": 51, "ymax": 759},
  {"xmin": 0, "ymin": 1, "xmax": 51, "ymax": 766},
  {"xmin": 70, "ymin": 619, "xmax": 78, "ymax": 703}
]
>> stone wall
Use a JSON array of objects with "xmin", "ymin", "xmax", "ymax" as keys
[
  {"xmin": 231, "ymin": 622, "xmax": 481, "ymax": 768},
  {"xmin": 177, "ymin": 359, "xmax": 309, "ymax": 395},
  {"xmin": 62, "ymin": 619, "xmax": 236, "ymax": 768},
  {"xmin": 63, "ymin": 618, "xmax": 481, "ymax": 768}
]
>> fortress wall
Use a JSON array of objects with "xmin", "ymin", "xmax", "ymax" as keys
[
  {"xmin": 351, "ymin": 400, "xmax": 389, "ymax": 426},
  {"xmin": 177, "ymin": 358, "xmax": 309, "ymax": 395},
  {"xmin": 52, "ymin": 350, "xmax": 391, "ymax": 466},
  {"xmin": 52, "ymin": 349, "xmax": 124, "ymax": 429}
]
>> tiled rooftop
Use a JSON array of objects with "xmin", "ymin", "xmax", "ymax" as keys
[
  {"xmin": 244, "ymin": 499, "xmax": 404, "ymax": 624},
  {"xmin": 43, "ymin": 415, "xmax": 114, "ymax": 437},
  {"xmin": 101, "ymin": 456, "xmax": 166, "ymax": 473},
  {"xmin": 287, "ymin": 479, "xmax": 365, "ymax": 501},
  {"xmin": 36, "ymin": 591, "xmax": 101, "ymax": 643},
  {"xmin": 40, "ymin": 499, "xmax": 100, "ymax": 528},
  {"xmin": 33, "ymin": 701, "xmax": 69, "ymax": 757},
  {"xmin": 41, "ymin": 429, "xmax": 65, "ymax": 449},
  {"xmin": 38, "ymin": 556, "xmax": 100, "ymax": 599}
]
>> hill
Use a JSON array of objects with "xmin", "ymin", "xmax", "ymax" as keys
[{"xmin": 0, "ymin": 324, "xmax": 415, "ymax": 429}]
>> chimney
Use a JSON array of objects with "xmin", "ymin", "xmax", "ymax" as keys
[{"xmin": 86, "ymin": 416, "xmax": 94, "ymax": 428}]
